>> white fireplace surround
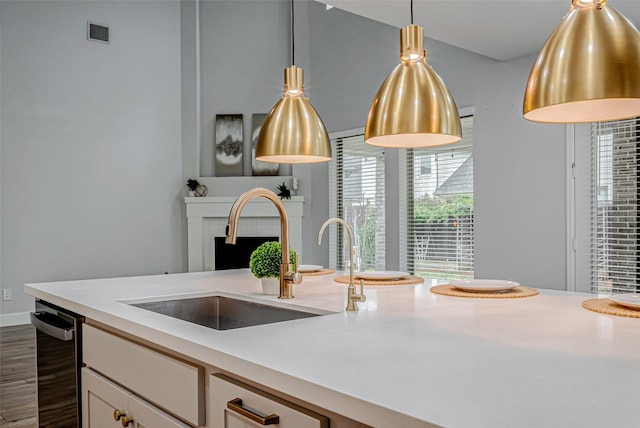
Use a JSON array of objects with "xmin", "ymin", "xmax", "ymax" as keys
[{"xmin": 186, "ymin": 196, "xmax": 304, "ymax": 272}]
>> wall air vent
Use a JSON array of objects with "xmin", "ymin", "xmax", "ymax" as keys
[{"xmin": 87, "ymin": 22, "xmax": 110, "ymax": 44}]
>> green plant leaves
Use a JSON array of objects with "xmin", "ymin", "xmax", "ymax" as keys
[
  {"xmin": 249, "ymin": 241, "xmax": 296, "ymax": 278},
  {"xmin": 414, "ymin": 194, "xmax": 473, "ymax": 224}
]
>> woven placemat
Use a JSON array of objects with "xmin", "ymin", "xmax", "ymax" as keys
[
  {"xmin": 300, "ymin": 268, "xmax": 336, "ymax": 277},
  {"xmin": 430, "ymin": 284, "xmax": 539, "ymax": 299},
  {"xmin": 333, "ymin": 275, "xmax": 424, "ymax": 286},
  {"xmin": 582, "ymin": 298, "xmax": 640, "ymax": 318}
]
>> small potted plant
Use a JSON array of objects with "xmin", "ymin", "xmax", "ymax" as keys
[
  {"xmin": 249, "ymin": 241, "xmax": 296, "ymax": 295},
  {"xmin": 276, "ymin": 182, "xmax": 291, "ymax": 200},
  {"xmin": 187, "ymin": 179, "xmax": 208, "ymax": 197}
]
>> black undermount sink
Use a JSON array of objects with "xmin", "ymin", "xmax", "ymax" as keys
[{"xmin": 130, "ymin": 294, "xmax": 328, "ymax": 330}]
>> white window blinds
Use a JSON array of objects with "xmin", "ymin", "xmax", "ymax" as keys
[
  {"xmin": 591, "ymin": 117, "xmax": 640, "ymax": 294},
  {"xmin": 329, "ymin": 134, "xmax": 385, "ymax": 271},
  {"xmin": 402, "ymin": 116, "xmax": 474, "ymax": 279}
]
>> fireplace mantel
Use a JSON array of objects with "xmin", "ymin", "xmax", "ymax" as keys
[{"xmin": 185, "ymin": 196, "xmax": 304, "ymax": 272}]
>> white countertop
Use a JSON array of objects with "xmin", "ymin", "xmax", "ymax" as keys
[{"xmin": 25, "ymin": 270, "xmax": 640, "ymax": 428}]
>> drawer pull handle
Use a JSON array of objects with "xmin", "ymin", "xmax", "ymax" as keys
[
  {"xmin": 227, "ymin": 397, "xmax": 280, "ymax": 425},
  {"xmin": 121, "ymin": 416, "xmax": 134, "ymax": 427},
  {"xmin": 113, "ymin": 410, "xmax": 124, "ymax": 421}
]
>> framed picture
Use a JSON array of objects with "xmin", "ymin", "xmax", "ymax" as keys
[
  {"xmin": 251, "ymin": 113, "xmax": 280, "ymax": 176},
  {"xmin": 215, "ymin": 114, "xmax": 243, "ymax": 176}
]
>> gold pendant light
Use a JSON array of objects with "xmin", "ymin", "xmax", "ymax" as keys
[
  {"xmin": 524, "ymin": 0, "xmax": 640, "ymax": 123},
  {"xmin": 256, "ymin": 0, "xmax": 331, "ymax": 163},
  {"xmin": 365, "ymin": 1, "xmax": 461, "ymax": 148}
]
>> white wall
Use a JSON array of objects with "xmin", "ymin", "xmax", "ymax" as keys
[
  {"xmin": 308, "ymin": 3, "xmax": 567, "ymax": 289},
  {"xmin": 472, "ymin": 56, "xmax": 566, "ymax": 290},
  {"xmin": 0, "ymin": 0, "xmax": 183, "ymax": 321},
  {"xmin": 198, "ymin": 0, "xmax": 290, "ymax": 178}
]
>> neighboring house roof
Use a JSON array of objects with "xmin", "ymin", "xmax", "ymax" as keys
[{"xmin": 434, "ymin": 155, "xmax": 473, "ymax": 196}]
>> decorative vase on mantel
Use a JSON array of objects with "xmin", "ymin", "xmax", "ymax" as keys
[{"xmin": 260, "ymin": 277, "xmax": 279, "ymax": 295}]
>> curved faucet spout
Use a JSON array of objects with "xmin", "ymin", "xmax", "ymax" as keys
[
  {"xmin": 318, "ymin": 217, "xmax": 355, "ymax": 281},
  {"xmin": 226, "ymin": 188, "xmax": 288, "ymax": 246},
  {"xmin": 226, "ymin": 188, "xmax": 301, "ymax": 299},
  {"xmin": 318, "ymin": 217, "xmax": 366, "ymax": 311},
  {"xmin": 317, "ymin": 217, "xmax": 353, "ymax": 245}
]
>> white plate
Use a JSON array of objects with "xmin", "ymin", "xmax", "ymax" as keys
[
  {"xmin": 609, "ymin": 293, "xmax": 640, "ymax": 310},
  {"xmin": 355, "ymin": 271, "xmax": 411, "ymax": 280},
  {"xmin": 297, "ymin": 264, "xmax": 323, "ymax": 273},
  {"xmin": 450, "ymin": 279, "xmax": 520, "ymax": 292}
]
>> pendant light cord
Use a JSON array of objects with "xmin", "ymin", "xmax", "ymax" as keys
[
  {"xmin": 410, "ymin": 0, "xmax": 414, "ymax": 24},
  {"xmin": 291, "ymin": 0, "xmax": 295, "ymax": 65}
]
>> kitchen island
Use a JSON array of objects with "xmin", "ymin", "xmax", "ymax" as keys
[{"xmin": 25, "ymin": 269, "xmax": 640, "ymax": 428}]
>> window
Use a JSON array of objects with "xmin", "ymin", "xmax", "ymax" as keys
[
  {"xmin": 402, "ymin": 116, "xmax": 474, "ymax": 279},
  {"xmin": 328, "ymin": 133, "xmax": 385, "ymax": 271},
  {"xmin": 589, "ymin": 117, "xmax": 640, "ymax": 294},
  {"xmin": 420, "ymin": 155, "xmax": 432, "ymax": 175}
]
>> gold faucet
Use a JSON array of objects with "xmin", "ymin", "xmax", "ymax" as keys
[
  {"xmin": 317, "ymin": 218, "xmax": 366, "ymax": 312},
  {"xmin": 226, "ymin": 188, "xmax": 302, "ymax": 299}
]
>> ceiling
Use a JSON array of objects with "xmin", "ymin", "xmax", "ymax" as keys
[{"xmin": 314, "ymin": 0, "xmax": 640, "ymax": 61}]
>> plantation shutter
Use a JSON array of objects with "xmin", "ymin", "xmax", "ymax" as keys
[
  {"xmin": 328, "ymin": 134, "xmax": 385, "ymax": 271},
  {"xmin": 590, "ymin": 118, "xmax": 640, "ymax": 293},
  {"xmin": 401, "ymin": 116, "xmax": 474, "ymax": 278}
]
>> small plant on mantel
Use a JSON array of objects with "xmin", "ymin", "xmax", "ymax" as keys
[
  {"xmin": 249, "ymin": 242, "xmax": 296, "ymax": 279},
  {"xmin": 186, "ymin": 179, "xmax": 199, "ymax": 192},
  {"xmin": 186, "ymin": 179, "xmax": 208, "ymax": 197},
  {"xmin": 277, "ymin": 182, "xmax": 291, "ymax": 200}
]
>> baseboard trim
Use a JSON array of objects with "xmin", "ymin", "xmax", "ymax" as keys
[{"xmin": 0, "ymin": 312, "xmax": 31, "ymax": 327}]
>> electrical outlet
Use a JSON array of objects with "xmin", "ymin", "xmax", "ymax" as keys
[{"xmin": 2, "ymin": 289, "xmax": 11, "ymax": 301}]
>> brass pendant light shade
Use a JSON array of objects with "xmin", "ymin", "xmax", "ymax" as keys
[
  {"xmin": 365, "ymin": 24, "xmax": 462, "ymax": 148},
  {"xmin": 256, "ymin": 0, "xmax": 331, "ymax": 164},
  {"xmin": 256, "ymin": 66, "xmax": 331, "ymax": 163},
  {"xmin": 524, "ymin": 0, "xmax": 640, "ymax": 123}
]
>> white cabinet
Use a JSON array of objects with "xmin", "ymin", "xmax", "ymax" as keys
[
  {"xmin": 83, "ymin": 324, "xmax": 205, "ymax": 426},
  {"xmin": 211, "ymin": 374, "xmax": 329, "ymax": 428},
  {"xmin": 81, "ymin": 323, "xmax": 365, "ymax": 428},
  {"xmin": 82, "ymin": 368, "xmax": 190, "ymax": 428}
]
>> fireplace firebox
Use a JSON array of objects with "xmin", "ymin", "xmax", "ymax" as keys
[{"xmin": 214, "ymin": 237, "xmax": 278, "ymax": 270}]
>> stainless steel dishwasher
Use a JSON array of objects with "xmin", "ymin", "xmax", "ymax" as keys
[{"xmin": 30, "ymin": 300, "xmax": 84, "ymax": 427}]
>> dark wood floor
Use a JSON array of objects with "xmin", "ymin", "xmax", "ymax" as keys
[{"xmin": 0, "ymin": 324, "xmax": 37, "ymax": 428}]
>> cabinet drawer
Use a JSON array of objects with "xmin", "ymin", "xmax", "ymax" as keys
[
  {"xmin": 211, "ymin": 374, "xmax": 329, "ymax": 428},
  {"xmin": 83, "ymin": 324, "xmax": 204, "ymax": 426}
]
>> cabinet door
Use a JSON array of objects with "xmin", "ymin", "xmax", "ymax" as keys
[
  {"xmin": 129, "ymin": 395, "xmax": 191, "ymax": 428},
  {"xmin": 211, "ymin": 374, "xmax": 328, "ymax": 428},
  {"xmin": 82, "ymin": 368, "xmax": 129, "ymax": 428},
  {"xmin": 82, "ymin": 368, "xmax": 191, "ymax": 428}
]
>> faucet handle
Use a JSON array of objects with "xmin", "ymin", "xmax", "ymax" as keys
[
  {"xmin": 283, "ymin": 266, "xmax": 303, "ymax": 285},
  {"xmin": 290, "ymin": 271, "xmax": 303, "ymax": 285},
  {"xmin": 285, "ymin": 252, "xmax": 303, "ymax": 285},
  {"xmin": 359, "ymin": 279, "xmax": 367, "ymax": 302}
]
